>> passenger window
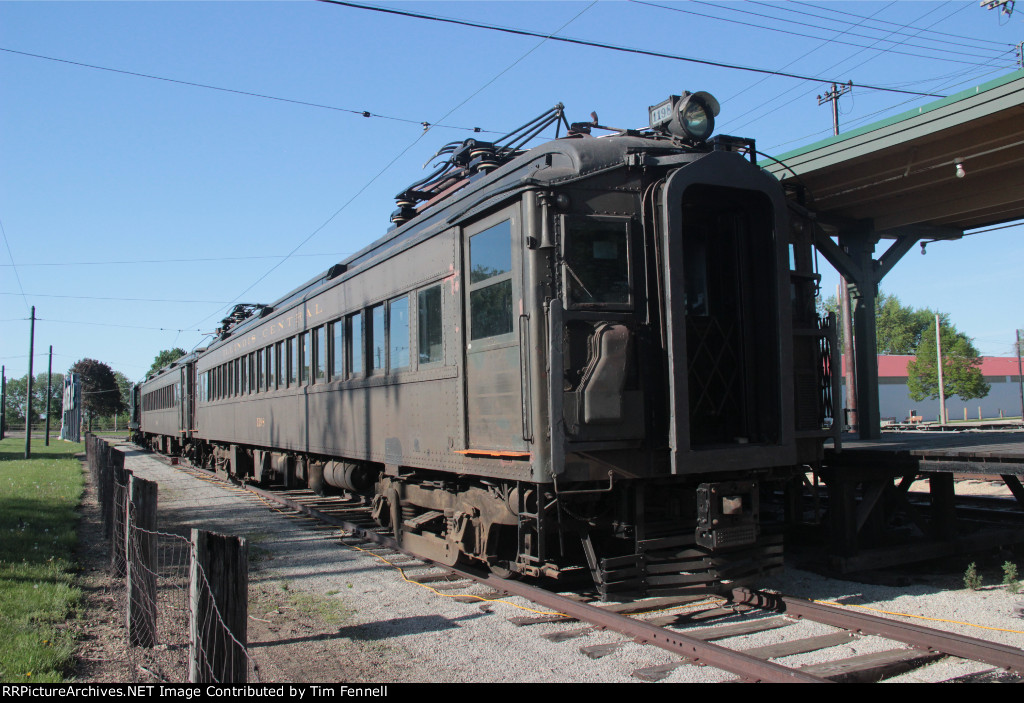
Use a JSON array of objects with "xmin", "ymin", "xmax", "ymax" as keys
[
  {"xmin": 249, "ymin": 352, "xmax": 256, "ymax": 393},
  {"xmin": 330, "ymin": 321, "xmax": 344, "ymax": 380},
  {"xmin": 299, "ymin": 332, "xmax": 311, "ymax": 385},
  {"xmin": 314, "ymin": 326, "xmax": 326, "ymax": 383},
  {"xmin": 349, "ymin": 313, "xmax": 363, "ymax": 376},
  {"xmin": 241, "ymin": 356, "xmax": 248, "ymax": 395},
  {"xmin": 564, "ymin": 217, "xmax": 631, "ymax": 307},
  {"xmin": 469, "ymin": 220, "xmax": 513, "ymax": 340},
  {"xmin": 389, "ymin": 296, "xmax": 410, "ymax": 370},
  {"xmin": 266, "ymin": 346, "xmax": 274, "ymax": 390},
  {"xmin": 256, "ymin": 351, "xmax": 263, "ymax": 393},
  {"xmin": 418, "ymin": 285, "xmax": 443, "ymax": 365},
  {"xmin": 288, "ymin": 336, "xmax": 298, "ymax": 387},
  {"xmin": 370, "ymin": 304, "xmax": 386, "ymax": 372},
  {"xmin": 272, "ymin": 342, "xmax": 281, "ymax": 390}
]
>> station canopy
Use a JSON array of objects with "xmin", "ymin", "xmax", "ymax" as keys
[{"xmin": 763, "ymin": 69, "xmax": 1024, "ymax": 237}]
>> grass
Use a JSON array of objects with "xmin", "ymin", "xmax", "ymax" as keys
[{"xmin": 0, "ymin": 437, "xmax": 85, "ymax": 682}]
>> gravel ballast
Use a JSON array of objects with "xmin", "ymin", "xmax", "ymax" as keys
[{"xmin": 111, "ymin": 447, "xmax": 1024, "ymax": 683}]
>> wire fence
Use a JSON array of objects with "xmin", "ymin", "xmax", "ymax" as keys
[{"xmin": 86, "ymin": 434, "xmax": 258, "ymax": 683}]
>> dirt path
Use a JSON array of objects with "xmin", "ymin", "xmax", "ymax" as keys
[{"xmin": 72, "ymin": 449, "xmax": 431, "ymax": 683}]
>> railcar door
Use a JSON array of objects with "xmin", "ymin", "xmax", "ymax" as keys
[
  {"xmin": 660, "ymin": 152, "xmax": 796, "ymax": 473},
  {"xmin": 462, "ymin": 206, "xmax": 528, "ymax": 453}
]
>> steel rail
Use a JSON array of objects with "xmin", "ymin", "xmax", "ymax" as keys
[
  {"xmin": 238, "ymin": 481, "xmax": 829, "ymax": 683},
  {"xmin": 730, "ymin": 587, "xmax": 1024, "ymax": 675}
]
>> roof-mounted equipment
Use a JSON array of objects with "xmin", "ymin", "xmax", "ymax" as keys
[
  {"xmin": 648, "ymin": 91, "xmax": 720, "ymax": 142},
  {"xmin": 390, "ymin": 104, "xmax": 569, "ymax": 227}
]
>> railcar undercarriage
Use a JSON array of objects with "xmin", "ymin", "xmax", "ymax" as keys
[{"xmin": 136, "ymin": 432, "xmax": 788, "ymax": 596}]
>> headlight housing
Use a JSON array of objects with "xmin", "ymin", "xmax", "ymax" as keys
[{"xmin": 648, "ymin": 90, "xmax": 720, "ymax": 142}]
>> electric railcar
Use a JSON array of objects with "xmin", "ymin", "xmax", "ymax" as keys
[{"xmin": 134, "ymin": 93, "xmax": 839, "ymax": 596}]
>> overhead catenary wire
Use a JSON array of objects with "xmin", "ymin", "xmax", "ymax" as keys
[
  {"xmin": 631, "ymin": 0, "xmax": 1016, "ymax": 64},
  {"xmin": 788, "ymin": 0, "xmax": 1015, "ymax": 49},
  {"xmin": 722, "ymin": 1, "xmax": 988, "ymax": 135},
  {"xmin": 0, "ymin": 292, "xmax": 238, "ymax": 304},
  {"xmin": 321, "ymin": 0, "xmax": 947, "ymax": 99},
  {"xmin": 0, "ymin": 252, "xmax": 354, "ymax": 268},
  {"xmin": 0, "ymin": 46, "xmax": 502, "ymax": 136},
  {"xmin": 187, "ymin": 1, "xmax": 597, "ymax": 339},
  {"xmin": 0, "ymin": 216, "xmax": 30, "ymax": 314}
]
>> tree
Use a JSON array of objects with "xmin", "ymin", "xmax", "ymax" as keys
[
  {"xmin": 906, "ymin": 316, "xmax": 990, "ymax": 403},
  {"xmin": 1, "ymin": 372, "xmax": 64, "ymax": 429},
  {"xmin": 148, "ymin": 348, "xmax": 187, "ymax": 377},
  {"xmin": 822, "ymin": 291, "xmax": 932, "ymax": 353},
  {"xmin": 113, "ymin": 371, "xmax": 134, "ymax": 423},
  {"xmin": 875, "ymin": 293, "xmax": 933, "ymax": 355},
  {"xmin": 70, "ymin": 359, "xmax": 125, "ymax": 419}
]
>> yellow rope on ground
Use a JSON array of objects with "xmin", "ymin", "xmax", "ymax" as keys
[
  {"xmin": 158, "ymin": 456, "xmax": 777, "ymax": 623},
  {"xmin": 339, "ymin": 538, "xmax": 570, "ymax": 617},
  {"xmin": 812, "ymin": 599, "xmax": 1024, "ymax": 635}
]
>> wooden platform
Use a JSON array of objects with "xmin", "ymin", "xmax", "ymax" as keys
[
  {"xmin": 827, "ymin": 429, "xmax": 1024, "ymax": 474},
  {"xmin": 800, "ymin": 430, "xmax": 1024, "ymax": 572}
]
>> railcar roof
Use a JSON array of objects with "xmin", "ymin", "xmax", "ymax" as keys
[{"xmin": 203, "ymin": 131, "xmax": 693, "ymax": 352}]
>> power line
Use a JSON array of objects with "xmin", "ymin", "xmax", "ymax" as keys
[
  {"xmin": 721, "ymin": 1, "xmax": 985, "ymax": 135},
  {"xmin": 634, "ymin": 0, "xmax": 1014, "ymax": 65},
  {"xmin": 37, "ymin": 318, "xmax": 205, "ymax": 333},
  {"xmin": 0, "ymin": 252, "xmax": 352, "ymax": 268},
  {"xmin": 0, "ymin": 46, "xmax": 501, "ymax": 136},
  {"xmin": 0, "ymin": 216, "xmax": 30, "ymax": 314},
  {"xmin": 710, "ymin": 0, "xmax": 899, "ymax": 106},
  {"xmin": 321, "ymin": 1, "xmax": 947, "ymax": 98},
  {"xmin": 0, "ymin": 292, "xmax": 236, "ymax": 304},
  {"xmin": 188, "ymin": 1, "xmax": 597, "ymax": 338},
  {"xmin": 788, "ymin": 0, "xmax": 1013, "ymax": 49}
]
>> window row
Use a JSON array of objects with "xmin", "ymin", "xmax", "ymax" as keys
[
  {"xmin": 143, "ymin": 383, "xmax": 179, "ymax": 412},
  {"xmin": 199, "ymin": 284, "xmax": 444, "ymax": 403}
]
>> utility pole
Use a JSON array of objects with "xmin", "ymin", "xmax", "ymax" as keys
[
  {"xmin": 45, "ymin": 345, "xmax": 53, "ymax": 446},
  {"xmin": 818, "ymin": 81, "xmax": 853, "ymax": 136},
  {"xmin": 25, "ymin": 306, "xmax": 35, "ymax": 459},
  {"xmin": 1, "ymin": 365, "xmax": 6, "ymax": 441},
  {"xmin": 936, "ymin": 314, "xmax": 947, "ymax": 425},
  {"xmin": 838, "ymin": 283, "xmax": 857, "ymax": 431},
  {"xmin": 821, "ymin": 84, "xmax": 857, "ymax": 432},
  {"xmin": 1017, "ymin": 329, "xmax": 1023, "ymax": 423}
]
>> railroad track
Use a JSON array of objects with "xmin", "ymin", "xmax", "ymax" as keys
[{"xmin": 152, "ymin": 451, "xmax": 1024, "ymax": 683}]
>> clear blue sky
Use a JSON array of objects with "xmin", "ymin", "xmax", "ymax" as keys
[{"xmin": 2, "ymin": 0, "xmax": 1022, "ymax": 385}]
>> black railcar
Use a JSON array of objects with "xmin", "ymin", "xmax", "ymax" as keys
[{"xmin": 137, "ymin": 95, "xmax": 838, "ymax": 596}]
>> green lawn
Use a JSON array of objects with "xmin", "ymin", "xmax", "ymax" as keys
[{"xmin": 0, "ymin": 437, "xmax": 85, "ymax": 682}]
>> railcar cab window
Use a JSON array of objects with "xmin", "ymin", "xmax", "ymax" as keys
[
  {"xmin": 563, "ymin": 217, "xmax": 632, "ymax": 309},
  {"xmin": 418, "ymin": 285, "xmax": 443, "ymax": 365},
  {"xmin": 468, "ymin": 220, "xmax": 514, "ymax": 340}
]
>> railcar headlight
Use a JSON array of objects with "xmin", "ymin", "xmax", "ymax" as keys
[
  {"xmin": 675, "ymin": 91, "xmax": 719, "ymax": 141},
  {"xmin": 649, "ymin": 90, "xmax": 720, "ymax": 142}
]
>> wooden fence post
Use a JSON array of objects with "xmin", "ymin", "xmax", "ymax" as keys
[
  {"xmin": 126, "ymin": 474, "xmax": 158, "ymax": 647},
  {"xmin": 99, "ymin": 440, "xmax": 113, "ymax": 538},
  {"xmin": 189, "ymin": 529, "xmax": 248, "ymax": 683},
  {"xmin": 110, "ymin": 460, "xmax": 132, "ymax": 578}
]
